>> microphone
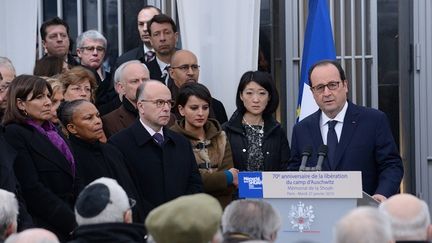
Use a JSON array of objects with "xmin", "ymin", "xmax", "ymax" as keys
[
  {"xmin": 314, "ymin": 145, "xmax": 328, "ymax": 171},
  {"xmin": 299, "ymin": 146, "xmax": 313, "ymax": 171}
]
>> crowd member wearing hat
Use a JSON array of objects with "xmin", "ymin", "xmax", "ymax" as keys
[
  {"xmin": 145, "ymin": 193, "xmax": 223, "ymax": 243},
  {"xmin": 221, "ymin": 200, "xmax": 281, "ymax": 243},
  {"xmin": 68, "ymin": 177, "xmax": 146, "ymax": 243}
]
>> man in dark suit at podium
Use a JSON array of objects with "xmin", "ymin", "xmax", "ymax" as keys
[{"xmin": 289, "ymin": 60, "xmax": 403, "ymax": 202}]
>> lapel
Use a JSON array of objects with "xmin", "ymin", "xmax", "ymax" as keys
[
  {"xmin": 332, "ymin": 102, "xmax": 360, "ymax": 169},
  {"xmin": 29, "ymin": 129, "xmax": 73, "ymax": 177},
  {"xmin": 146, "ymin": 58, "xmax": 163, "ymax": 81},
  {"xmin": 308, "ymin": 110, "xmax": 325, "ymax": 155},
  {"xmin": 131, "ymin": 120, "xmax": 153, "ymax": 147}
]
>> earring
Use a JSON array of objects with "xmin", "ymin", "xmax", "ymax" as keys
[{"xmin": 22, "ymin": 110, "xmax": 28, "ymax": 116}]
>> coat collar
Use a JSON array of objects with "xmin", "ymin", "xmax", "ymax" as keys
[{"xmin": 131, "ymin": 120, "xmax": 176, "ymax": 147}]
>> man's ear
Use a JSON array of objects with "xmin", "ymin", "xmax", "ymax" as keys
[
  {"xmin": 426, "ymin": 224, "xmax": 432, "ymax": 240},
  {"xmin": 123, "ymin": 209, "xmax": 132, "ymax": 224},
  {"xmin": 76, "ymin": 48, "xmax": 83, "ymax": 58},
  {"xmin": 115, "ymin": 82, "xmax": 125, "ymax": 95}
]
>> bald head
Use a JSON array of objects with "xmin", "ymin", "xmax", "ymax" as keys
[
  {"xmin": 379, "ymin": 193, "xmax": 432, "ymax": 241},
  {"xmin": 136, "ymin": 81, "xmax": 172, "ymax": 132},
  {"xmin": 169, "ymin": 50, "xmax": 199, "ymax": 87},
  {"xmin": 5, "ymin": 228, "xmax": 59, "ymax": 243},
  {"xmin": 334, "ymin": 207, "xmax": 393, "ymax": 243}
]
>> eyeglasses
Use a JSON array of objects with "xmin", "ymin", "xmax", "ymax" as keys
[
  {"xmin": 311, "ymin": 81, "xmax": 342, "ymax": 94},
  {"xmin": 80, "ymin": 46, "xmax": 105, "ymax": 53},
  {"xmin": 170, "ymin": 64, "xmax": 200, "ymax": 72},
  {"xmin": 0, "ymin": 83, "xmax": 10, "ymax": 93},
  {"xmin": 141, "ymin": 99, "xmax": 174, "ymax": 108}
]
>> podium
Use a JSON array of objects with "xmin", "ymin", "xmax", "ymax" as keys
[{"xmin": 238, "ymin": 171, "xmax": 378, "ymax": 243}]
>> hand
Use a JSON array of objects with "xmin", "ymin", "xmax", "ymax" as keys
[
  {"xmin": 228, "ymin": 168, "xmax": 239, "ymax": 187},
  {"xmin": 372, "ymin": 194, "xmax": 387, "ymax": 203}
]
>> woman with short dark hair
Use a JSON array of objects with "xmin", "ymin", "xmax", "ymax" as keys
[
  {"xmin": 171, "ymin": 82, "xmax": 237, "ymax": 208},
  {"xmin": 2, "ymin": 75, "xmax": 78, "ymax": 241},
  {"xmin": 223, "ymin": 71, "xmax": 290, "ymax": 172}
]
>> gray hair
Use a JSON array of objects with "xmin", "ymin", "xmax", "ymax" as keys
[
  {"xmin": 0, "ymin": 189, "xmax": 18, "ymax": 239},
  {"xmin": 76, "ymin": 30, "xmax": 107, "ymax": 49},
  {"xmin": 334, "ymin": 207, "xmax": 393, "ymax": 243},
  {"xmin": 113, "ymin": 60, "xmax": 148, "ymax": 85},
  {"xmin": 0, "ymin": 57, "xmax": 16, "ymax": 76},
  {"xmin": 379, "ymin": 197, "xmax": 430, "ymax": 240},
  {"xmin": 5, "ymin": 228, "xmax": 59, "ymax": 243},
  {"xmin": 75, "ymin": 177, "xmax": 130, "ymax": 225},
  {"xmin": 57, "ymin": 99, "xmax": 89, "ymax": 127},
  {"xmin": 221, "ymin": 200, "xmax": 282, "ymax": 241}
]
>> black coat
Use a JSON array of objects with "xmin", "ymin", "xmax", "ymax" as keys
[
  {"xmin": 68, "ymin": 223, "xmax": 146, "ymax": 243},
  {"xmin": 113, "ymin": 46, "xmax": 145, "ymax": 74},
  {"xmin": 222, "ymin": 110, "xmax": 290, "ymax": 171},
  {"xmin": 4, "ymin": 123, "xmax": 78, "ymax": 240},
  {"xmin": 0, "ymin": 126, "xmax": 33, "ymax": 230},
  {"xmin": 109, "ymin": 120, "xmax": 203, "ymax": 218},
  {"xmin": 69, "ymin": 135, "xmax": 146, "ymax": 223}
]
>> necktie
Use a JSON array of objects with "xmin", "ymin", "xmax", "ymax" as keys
[
  {"xmin": 153, "ymin": 133, "xmax": 164, "ymax": 146},
  {"xmin": 161, "ymin": 65, "xmax": 170, "ymax": 85},
  {"xmin": 145, "ymin": 51, "xmax": 155, "ymax": 62},
  {"xmin": 327, "ymin": 120, "xmax": 338, "ymax": 168}
]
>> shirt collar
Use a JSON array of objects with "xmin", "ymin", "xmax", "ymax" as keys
[
  {"xmin": 156, "ymin": 57, "xmax": 169, "ymax": 73},
  {"xmin": 320, "ymin": 101, "xmax": 348, "ymax": 128},
  {"xmin": 139, "ymin": 118, "xmax": 164, "ymax": 137}
]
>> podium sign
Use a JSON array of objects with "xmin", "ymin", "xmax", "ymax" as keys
[{"xmin": 238, "ymin": 171, "xmax": 363, "ymax": 243}]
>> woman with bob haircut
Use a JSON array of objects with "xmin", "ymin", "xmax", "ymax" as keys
[
  {"xmin": 59, "ymin": 66, "xmax": 97, "ymax": 103},
  {"xmin": 2, "ymin": 75, "xmax": 78, "ymax": 241},
  {"xmin": 171, "ymin": 82, "xmax": 238, "ymax": 208},
  {"xmin": 223, "ymin": 70, "xmax": 290, "ymax": 172}
]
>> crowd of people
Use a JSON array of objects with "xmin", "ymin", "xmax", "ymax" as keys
[{"xmin": 0, "ymin": 4, "xmax": 409, "ymax": 243}]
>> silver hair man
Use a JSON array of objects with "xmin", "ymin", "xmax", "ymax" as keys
[
  {"xmin": 221, "ymin": 199, "xmax": 282, "ymax": 242},
  {"xmin": 379, "ymin": 193, "xmax": 432, "ymax": 241},
  {"xmin": 334, "ymin": 207, "xmax": 394, "ymax": 243},
  {"xmin": 0, "ymin": 189, "xmax": 19, "ymax": 241}
]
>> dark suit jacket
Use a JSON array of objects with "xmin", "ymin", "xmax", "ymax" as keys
[
  {"xmin": 109, "ymin": 120, "xmax": 203, "ymax": 217},
  {"xmin": 145, "ymin": 57, "xmax": 164, "ymax": 82},
  {"xmin": 4, "ymin": 123, "xmax": 78, "ymax": 240},
  {"xmin": 289, "ymin": 101, "xmax": 404, "ymax": 197},
  {"xmin": 102, "ymin": 98, "xmax": 138, "ymax": 138}
]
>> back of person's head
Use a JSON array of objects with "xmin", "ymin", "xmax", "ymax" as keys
[
  {"xmin": 145, "ymin": 193, "xmax": 223, "ymax": 243},
  {"xmin": 33, "ymin": 56, "xmax": 65, "ymax": 77},
  {"xmin": 334, "ymin": 207, "xmax": 393, "ymax": 243},
  {"xmin": 75, "ymin": 177, "xmax": 133, "ymax": 225},
  {"xmin": 0, "ymin": 189, "xmax": 18, "ymax": 240},
  {"xmin": 40, "ymin": 17, "xmax": 70, "ymax": 41},
  {"xmin": 379, "ymin": 193, "xmax": 432, "ymax": 241},
  {"xmin": 4, "ymin": 228, "xmax": 59, "ymax": 243},
  {"xmin": 221, "ymin": 199, "xmax": 281, "ymax": 242}
]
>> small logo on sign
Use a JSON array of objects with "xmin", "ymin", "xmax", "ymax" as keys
[
  {"xmin": 289, "ymin": 202, "xmax": 315, "ymax": 232},
  {"xmin": 243, "ymin": 176, "xmax": 262, "ymax": 190}
]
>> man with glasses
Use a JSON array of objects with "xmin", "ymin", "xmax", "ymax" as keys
[
  {"xmin": 76, "ymin": 30, "xmax": 116, "ymax": 114},
  {"xmin": 289, "ymin": 60, "xmax": 403, "ymax": 202},
  {"xmin": 109, "ymin": 80, "xmax": 203, "ymax": 218},
  {"xmin": 39, "ymin": 17, "xmax": 78, "ymax": 67},
  {"xmin": 168, "ymin": 50, "xmax": 228, "ymax": 124},
  {"xmin": 70, "ymin": 177, "xmax": 146, "ymax": 242}
]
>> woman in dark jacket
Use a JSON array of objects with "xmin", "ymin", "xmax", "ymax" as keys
[
  {"xmin": 58, "ymin": 99, "xmax": 146, "ymax": 223},
  {"xmin": 223, "ymin": 71, "xmax": 290, "ymax": 171},
  {"xmin": 2, "ymin": 75, "xmax": 78, "ymax": 241}
]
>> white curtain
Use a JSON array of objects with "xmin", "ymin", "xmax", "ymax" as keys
[
  {"xmin": 177, "ymin": 0, "xmax": 260, "ymax": 117},
  {"xmin": 0, "ymin": 0, "xmax": 37, "ymax": 75}
]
